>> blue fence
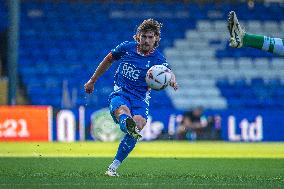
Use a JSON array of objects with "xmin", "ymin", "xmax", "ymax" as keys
[{"xmin": 52, "ymin": 107, "xmax": 284, "ymax": 142}]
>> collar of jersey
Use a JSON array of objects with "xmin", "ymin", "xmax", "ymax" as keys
[{"xmin": 136, "ymin": 45, "xmax": 155, "ymax": 56}]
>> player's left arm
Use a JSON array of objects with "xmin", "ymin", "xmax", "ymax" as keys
[
  {"xmin": 161, "ymin": 60, "xmax": 178, "ymax": 91},
  {"xmin": 169, "ymin": 71, "xmax": 178, "ymax": 91}
]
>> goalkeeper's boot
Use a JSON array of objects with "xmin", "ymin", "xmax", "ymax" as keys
[
  {"xmin": 105, "ymin": 167, "xmax": 119, "ymax": 177},
  {"xmin": 227, "ymin": 11, "xmax": 245, "ymax": 48},
  {"xmin": 126, "ymin": 117, "xmax": 142, "ymax": 140}
]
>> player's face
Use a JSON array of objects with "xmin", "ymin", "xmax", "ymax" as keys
[{"xmin": 138, "ymin": 31, "xmax": 158, "ymax": 53}]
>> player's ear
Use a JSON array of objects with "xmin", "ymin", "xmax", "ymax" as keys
[
  {"xmin": 156, "ymin": 37, "xmax": 160, "ymax": 43},
  {"xmin": 155, "ymin": 36, "xmax": 160, "ymax": 47},
  {"xmin": 133, "ymin": 34, "xmax": 140, "ymax": 43}
]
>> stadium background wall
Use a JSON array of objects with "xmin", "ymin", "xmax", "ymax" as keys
[{"xmin": 1, "ymin": 106, "xmax": 283, "ymax": 142}]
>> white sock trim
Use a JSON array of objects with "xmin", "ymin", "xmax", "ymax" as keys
[
  {"xmin": 274, "ymin": 38, "xmax": 284, "ymax": 56},
  {"xmin": 262, "ymin": 36, "xmax": 270, "ymax": 51}
]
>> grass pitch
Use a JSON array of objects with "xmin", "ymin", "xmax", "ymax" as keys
[{"xmin": 0, "ymin": 142, "xmax": 283, "ymax": 189}]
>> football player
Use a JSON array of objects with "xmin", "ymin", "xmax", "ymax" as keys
[{"xmin": 84, "ymin": 18, "xmax": 178, "ymax": 177}]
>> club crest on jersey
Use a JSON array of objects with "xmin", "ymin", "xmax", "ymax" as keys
[
  {"xmin": 146, "ymin": 61, "xmax": 150, "ymax": 68},
  {"xmin": 122, "ymin": 63, "xmax": 140, "ymax": 81}
]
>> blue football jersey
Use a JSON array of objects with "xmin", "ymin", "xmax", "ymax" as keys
[{"xmin": 110, "ymin": 41, "xmax": 169, "ymax": 99}]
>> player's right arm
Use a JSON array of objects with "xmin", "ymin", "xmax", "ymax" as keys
[
  {"xmin": 84, "ymin": 52, "xmax": 114, "ymax": 94},
  {"xmin": 85, "ymin": 41, "xmax": 129, "ymax": 94}
]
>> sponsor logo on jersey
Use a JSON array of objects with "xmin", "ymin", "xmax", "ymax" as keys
[{"xmin": 121, "ymin": 63, "xmax": 141, "ymax": 81}]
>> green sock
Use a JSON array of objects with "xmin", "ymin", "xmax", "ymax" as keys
[
  {"xmin": 243, "ymin": 33, "xmax": 264, "ymax": 50},
  {"xmin": 243, "ymin": 33, "xmax": 284, "ymax": 56}
]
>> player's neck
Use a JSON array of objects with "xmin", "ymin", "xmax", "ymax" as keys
[{"xmin": 137, "ymin": 45, "xmax": 155, "ymax": 56}]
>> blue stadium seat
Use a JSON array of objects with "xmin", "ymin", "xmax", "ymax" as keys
[{"xmin": 17, "ymin": 1, "xmax": 284, "ymax": 111}]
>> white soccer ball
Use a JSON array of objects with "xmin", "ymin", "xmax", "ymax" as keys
[{"xmin": 145, "ymin": 65, "xmax": 172, "ymax": 90}]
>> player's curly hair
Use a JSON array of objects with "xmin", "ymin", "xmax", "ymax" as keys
[{"xmin": 133, "ymin": 18, "xmax": 162, "ymax": 48}]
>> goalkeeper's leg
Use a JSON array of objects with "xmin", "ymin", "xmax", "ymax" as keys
[
  {"xmin": 243, "ymin": 33, "xmax": 284, "ymax": 56},
  {"xmin": 228, "ymin": 11, "xmax": 284, "ymax": 56}
]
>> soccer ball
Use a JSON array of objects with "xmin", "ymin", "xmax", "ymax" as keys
[{"xmin": 145, "ymin": 65, "xmax": 172, "ymax": 90}]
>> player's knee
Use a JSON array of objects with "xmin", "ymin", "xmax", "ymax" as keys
[
  {"xmin": 114, "ymin": 105, "xmax": 131, "ymax": 118},
  {"xmin": 133, "ymin": 115, "xmax": 147, "ymax": 131}
]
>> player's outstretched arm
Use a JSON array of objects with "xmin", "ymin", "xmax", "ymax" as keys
[
  {"xmin": 84, "ymin": 53, "xmax": 114, "ymax": 94},
  {"xmin": 169, "ymin": 72, "xmax": 178, "ymax": 91},
  {"xmin": 228, "ymin": 11, "xmax": 284, "ymax": 56}
]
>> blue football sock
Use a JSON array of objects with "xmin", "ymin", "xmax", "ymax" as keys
[
  {"xmin": 119, "ymin": 114, "xmax": 129, "ymax": 133},
  {"xmin": 115, "ymin": 133, "xmax": 137, "ymax": 162}
]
